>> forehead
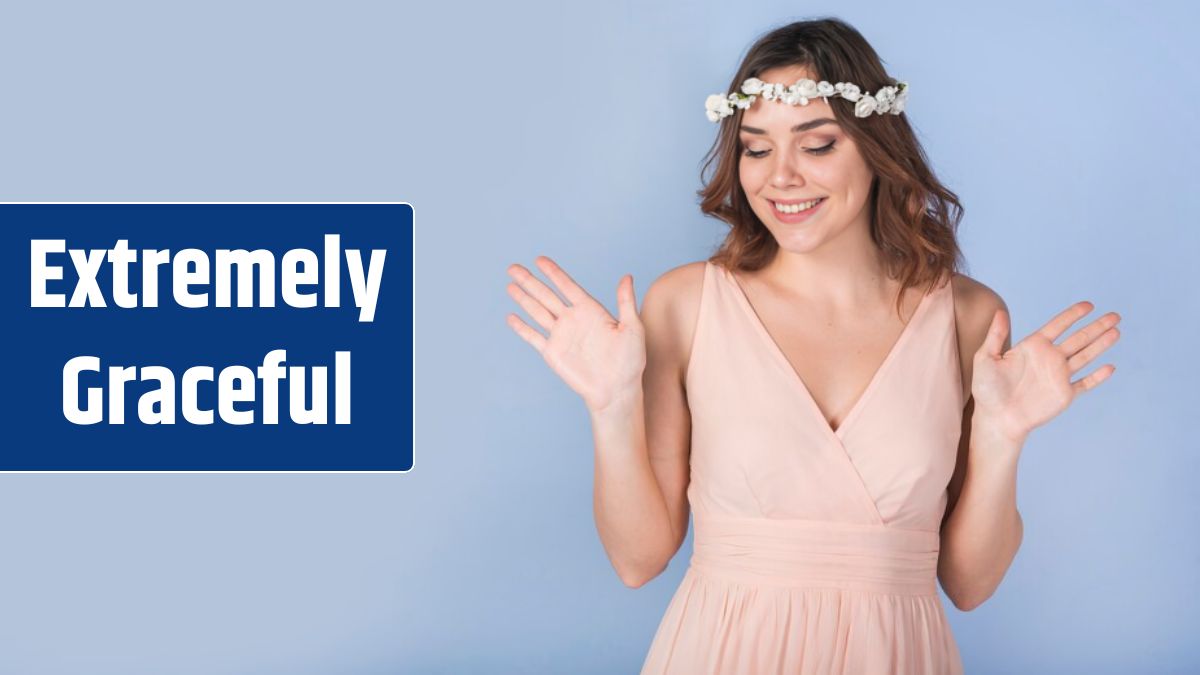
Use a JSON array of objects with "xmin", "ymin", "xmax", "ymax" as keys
[{"xmin": 739, "ymin": 64, "xmax": 838, "ymax": 131}]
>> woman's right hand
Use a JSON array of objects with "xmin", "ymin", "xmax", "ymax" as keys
[{"xmin": 505, "ymin": 256, "xmax": 647, "ymax": 414}]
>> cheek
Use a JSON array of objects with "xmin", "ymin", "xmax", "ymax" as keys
[
  {"xmin": 829, "ymin": 146, "xmax": 872, "ymax": 188},
  {"xmin": 738, "ymin": 159, "xmax": 768, "ymax": 193},
  {"xmin": 804, "ymin": 157, "xmax": 846, "ymax": 185},
  {"xmin": 802, "ymin": 158, "xmax": 862, "ymax": 198}
]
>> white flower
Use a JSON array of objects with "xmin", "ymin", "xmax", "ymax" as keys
[
  {"xmin": 854, "ymin": 94, "xmax": 876, "ymax": 118},
  {"xmin": 794, "ymin": 78, "xmax": 820, "ymax": 98},
  {"xmin": 816, "ymin": 81, "xmax": 836, "ymax": 97},
  {"xmin": 760, "ymin": 82, "xmax": 784, "ymax": 101},
  {"xmin": 733, "ymin": 94, "xmax": 754, "ymax": 109},
  {"xmin": 836, "ymin": 82, "xmax": 862, "ymax": 102},
  {"xmin": 740, "ymin": 78, "xmax": 765, "ymax": 96},
  {"xmin": 870, "ymin": 86, "xmax": 894, "ymax": 114},
  {"xmin": 890, "ymin": 86, "xmax": 908, "ymax": 114},
  {"xmin": 705, "ymin": 93, "xmax": 734, "ymax": 121},
  {"xmin": 781, "ymin": 87, "xmax": 808, "ymax": 105}
]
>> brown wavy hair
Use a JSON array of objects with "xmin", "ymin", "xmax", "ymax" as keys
[{"xmin": 700, "ymin": 17, "xmax": 965, "ymax": 316}]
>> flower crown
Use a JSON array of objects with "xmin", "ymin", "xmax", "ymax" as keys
[{"xmin": 705, "ymin": 77, "xmax": 909, "ymax": 122}]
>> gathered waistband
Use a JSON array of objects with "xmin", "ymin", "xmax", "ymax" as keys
[{"xmin": 689, "ymin": 515, "xmax": 942, "ymax": 596}]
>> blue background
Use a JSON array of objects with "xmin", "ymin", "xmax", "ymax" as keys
[
  {"xmin": 0, "ymin": 203, "xmax": 412, "ymax": 471},
  {"xmin": 0, "ymin": 1, "xmax": 1196, "ymax": 673}
]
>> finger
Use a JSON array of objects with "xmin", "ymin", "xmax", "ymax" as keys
[
  {"xmin": 507, "ymin": 280, "xmax": 557, "ymax": 331},
  {"xmin": 616, "ymin": 274, "xmax": 640, "ymax": 325},
  {"xmin": 1059, "ymin": 310, "xmax": 1121, "ymax": 358},
  {"xmin": 534, "ymin": 255, "xmax": 597, "ymax": 308},
  {"xmin": 507, "ymin": 262, "xmax": 568, "ymax": 316},
  {"xmin": 981, "ymin": 307, "xmax": 1010, "ymax": 359},
  {"xmin": 506, "ymin": 313, "xmax": 548, "ymax": 354},
  {"xmin": 1035, "ymin": 300, "xmax": 1094, "ymax": 343},
  {"xmin": 1071, "ymin": 363, "xmax": 1115, "ymax": 394},
  {"xmin": 1066, "ymin": 325, "xmax": 1121, "ymax": 375}
]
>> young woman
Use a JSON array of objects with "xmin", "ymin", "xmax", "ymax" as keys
[{"xmin": 504, "ymin": 17, "xmax": 1120, "ymax": 675}]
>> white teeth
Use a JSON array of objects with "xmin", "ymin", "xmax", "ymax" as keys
[{"xmin": 772, "ymin": 198, "xmax": 823, "ymax": 214}]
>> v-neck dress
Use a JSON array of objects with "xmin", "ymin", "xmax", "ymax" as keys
[{"xmin": 639, "ymin": 260, "xmax": 965, "ymax": 675}]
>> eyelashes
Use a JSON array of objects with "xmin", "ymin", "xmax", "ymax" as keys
[{"xmin": 742, "ymin": 140, "xmax": 836, "ymax": 159}]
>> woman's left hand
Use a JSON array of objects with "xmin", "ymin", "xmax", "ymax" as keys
[{"xmin": 971, "ymin": 301, "xmax": 1121, "ymax": 443}]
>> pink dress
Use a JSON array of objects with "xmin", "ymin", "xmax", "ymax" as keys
[{"xmin": 639, "ymin": 260, "xmax": 965, "ymax": 674}]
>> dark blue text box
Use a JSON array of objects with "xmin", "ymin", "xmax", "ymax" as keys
[{"xmin": 0, "ymin": 203, "xmax": 414, "ymax": 471}]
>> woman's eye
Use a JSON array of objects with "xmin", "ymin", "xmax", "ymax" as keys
[
  {"xmin": 807, "ymin": 140, "xmax": 836, "ymax": 155},
  {"xmin": 741, "ymin": 140, "xmax": 836, "ymax": 159}
]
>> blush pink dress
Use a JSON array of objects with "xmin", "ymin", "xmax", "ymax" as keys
[{"xmin": 639, "ymin": 260, "xmax": 965, "ymax": 675}]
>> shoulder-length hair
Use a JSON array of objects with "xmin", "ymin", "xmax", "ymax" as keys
[{"xmin": 700, "ymin": 17, "xmax": 965, "ymax": 316}]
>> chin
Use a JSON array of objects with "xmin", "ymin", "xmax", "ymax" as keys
[{"xmin": 777, "ymin": 234, "xmax": 826, "ymax": 254}]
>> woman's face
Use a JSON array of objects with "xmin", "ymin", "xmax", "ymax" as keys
[{"xmin": 738, "ymin": 65, "xmax": 876, "ymax": 253}]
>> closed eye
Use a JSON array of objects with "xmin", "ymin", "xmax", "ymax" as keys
[{"xmin": 743, "ymin": 140, "xmax": 836, "ymax": 159}]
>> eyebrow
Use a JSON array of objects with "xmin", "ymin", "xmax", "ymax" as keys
[{"xmin": 739, "ymin": 118, "xmax": 839, "ymax": 134}]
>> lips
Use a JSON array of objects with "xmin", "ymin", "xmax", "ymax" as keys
[
  {"xmin": 771, "ymin": 197, "xmax": 826, "ymax": 213},
  {"xmin": 770, "ymin": 197, "xmax": 826, "ymax": 205},
  {"xmin": 769, "ymin": 196, "xmax": 826, "ymax": 222}
]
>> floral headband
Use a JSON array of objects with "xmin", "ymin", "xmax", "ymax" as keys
[{"xmin": 704, "ymin": 77, "xmax": 909, "ymax": 122}]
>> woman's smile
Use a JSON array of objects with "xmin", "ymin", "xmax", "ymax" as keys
[{"xmin": 769, "ymin": 196, "xmax": 827, "ymax": 223}]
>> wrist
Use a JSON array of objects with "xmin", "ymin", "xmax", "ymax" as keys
[
  {"xmin": 589, "ymin": 386, "xmax": 643, "ymax": 421},
  {"xmin": 970, "ymin": 407, "xmax": 1028, "ymax": 453}
]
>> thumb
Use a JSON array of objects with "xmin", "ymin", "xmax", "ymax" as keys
[
  {"xmin": 616, "ymin": 274, "xmax": 640, "ymax": 325},
  {"xmin": 982, "ymin": 307, "xmax": 1009, "ymax": 359}
]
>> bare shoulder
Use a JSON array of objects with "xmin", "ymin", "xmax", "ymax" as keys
[
  {"xmin": 640, "ymin": 261, "xmax": 708, "ymax": 379},
  {"xmin": 950, "ymin": 272, "xmax": 1010, "ymax": 341},
  {"xmin": 643, "ymin": 260, "xmax": 707, "ymax": 309},
  {"xmin": 949, "ymin": 271, "xmax": 1012, "ymax": 398}
]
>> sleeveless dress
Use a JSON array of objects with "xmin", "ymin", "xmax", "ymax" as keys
[{"xmin": 639, "ymin": 260, "xmax": 966, "ymax": 675}]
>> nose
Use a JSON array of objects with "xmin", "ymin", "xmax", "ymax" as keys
[{"xmin": 769, "ymin": 147, "xmax": 805, "ymax": 190}]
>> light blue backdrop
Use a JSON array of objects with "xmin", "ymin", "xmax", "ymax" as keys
[{"xmin": 0, "ymin": 1, "xmax": 1195, "ymax": 673}]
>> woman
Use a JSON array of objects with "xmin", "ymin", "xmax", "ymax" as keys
[{"xmin": 504, "ymin": 17, "xmax": 1120, "ymax": 675}]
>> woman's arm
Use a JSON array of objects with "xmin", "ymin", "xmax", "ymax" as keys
[
  {"xmin": 938, "ymin": 390, "xmax": 1025, "ymax": 611},
  {"xmin": 938, "ymin": 278, "xmax": 1023, "ymax": 611},
  {"xmin": 938, "ymin": 277, "xmax": 1119, "ymax": 610},
  {"xmin": 591, "ymin": 263, "xmax": 701, "ymax": 587}
]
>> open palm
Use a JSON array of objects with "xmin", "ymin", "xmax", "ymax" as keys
[
  {"xmin": 505, "ymin": 256, "xmax": 646, "ymax": 413},
  {"xmin": 972, "ymin": 301, "xmax": 1121, "ymax": 441}
]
